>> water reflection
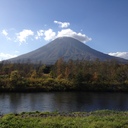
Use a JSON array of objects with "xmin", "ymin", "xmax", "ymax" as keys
[{"xmin": 0, "ymin": 92, "xmax": 128, "ymax": 114}]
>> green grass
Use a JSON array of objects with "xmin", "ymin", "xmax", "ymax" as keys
[{"xmin": 0, "ymin": 110, "xmax": 128, "ymax": 128}]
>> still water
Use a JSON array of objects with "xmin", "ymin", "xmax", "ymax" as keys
[{"xmin": 0, "ymin": 92, "xmax": 128, "ymax": 114}]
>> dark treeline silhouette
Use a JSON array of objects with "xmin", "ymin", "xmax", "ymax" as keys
[{"xmin": 0, "ymin": 59, "xmax": 128, "ymax": 92}]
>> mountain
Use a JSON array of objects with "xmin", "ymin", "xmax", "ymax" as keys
[{"xmin": 7, "ymin": 37, "xmax": 128, "ymax": 64}]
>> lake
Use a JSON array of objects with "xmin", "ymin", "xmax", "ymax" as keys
[{"xmin": 0, "ymin": 92, "xmax": 128, "ymax": 114}]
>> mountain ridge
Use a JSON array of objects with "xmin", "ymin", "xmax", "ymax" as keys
[{"xmin": 6, "ymin": 37, "xmax": 128, "ymax": 64}]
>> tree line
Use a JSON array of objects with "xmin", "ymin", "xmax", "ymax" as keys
[{"xmin": 0, "ymin": 59, "xmax": 128, "ymax": 92}]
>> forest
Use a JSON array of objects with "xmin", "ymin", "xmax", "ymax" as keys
[{"xmin": 0, "ymin": 59, "xmax": 128, "ymax": 92}]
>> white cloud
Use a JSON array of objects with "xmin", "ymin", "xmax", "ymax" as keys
[
  {"xmin": 53, "ymin": 20, "xmax": 92, "ymax": 43},
  {"xmin": 2, "ymin": 29, "xmax": 8, "ymax": 36},
  {"xmin": 35, "ymin": 30, "xmax": 44, "ymax": 40},
  {"xmin": 54, "ymin": 20, "xmax": 70, "ymax": 28},
  {"xmin": 0, "ymin": 53, "xmax": 17, "ymax": 61},
  {"xmin": 56, "ymin": 28, "xmax": 92, "ymax": 43},
  {"xmin": 16, "ymin": 29, "xmax": 34, "ymax": 44},
  {"xmin": 1, "ymin": 29, "xmax": 11, "ymax": 40},
  {"xmin": 1, "ymin": 21, "xmax": 91, "ymax": 44},
  {"xmin": 35, "ymin": 29, "xmax": 56, "ymax": 41},
  {"xmin": 108, "ymin": 52, "xmax": 128, "ymax": 59},
  {"xmin": 44, "ymin": 29, "xmax": 56, "ymax": 41}
]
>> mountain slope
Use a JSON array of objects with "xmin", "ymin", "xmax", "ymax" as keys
[{"xmin": 8, "ymin": 37, "xmax": 128, "ymax": 64}]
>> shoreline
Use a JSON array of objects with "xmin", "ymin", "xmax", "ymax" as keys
[
  {"xmin": 1, "ymin": 83, "xmax": 128, "ymax": 92},
  {"xmin": 1, "ymin": 110, "xmax": 128, "ymax": 128},
  {"xmin": 0, "ymin": 110, "xmax": 126, "ymax": 116}
]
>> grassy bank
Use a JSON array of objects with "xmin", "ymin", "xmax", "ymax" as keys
[{"xmin": 0, "ymin": 110, "xmax": 128, "ymax": 128}]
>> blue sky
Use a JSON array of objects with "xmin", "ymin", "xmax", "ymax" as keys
[{"xmin": 0, "ymin": 0, "xmax": 128, "ymax": 61}]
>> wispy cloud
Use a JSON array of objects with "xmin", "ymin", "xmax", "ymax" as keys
[
  {"xmin": 0, "ymin": 53, "xmax": 17, "ymax": 61},
  {"xmin": 16, "ymin": 29, "xmax": 34, "ymax": 44},
  {"xmin": 57, "ymin": 29, "xmax": 92, "ymax": 43},
  {"xmin": 35, "ymin": 30, "xmax": 44, "ymax": 40},
  {"xmin": 108, "ymin": 52, "xmax": 128, "ymax": 59},
  {"xmin": 54, "ymin": 20, "xmax": 70, "ymax": 28}
]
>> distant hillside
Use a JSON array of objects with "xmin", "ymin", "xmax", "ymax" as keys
[{"xmin": 7, "ymin": 37, "xmax": 128, "ymax": 64}]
